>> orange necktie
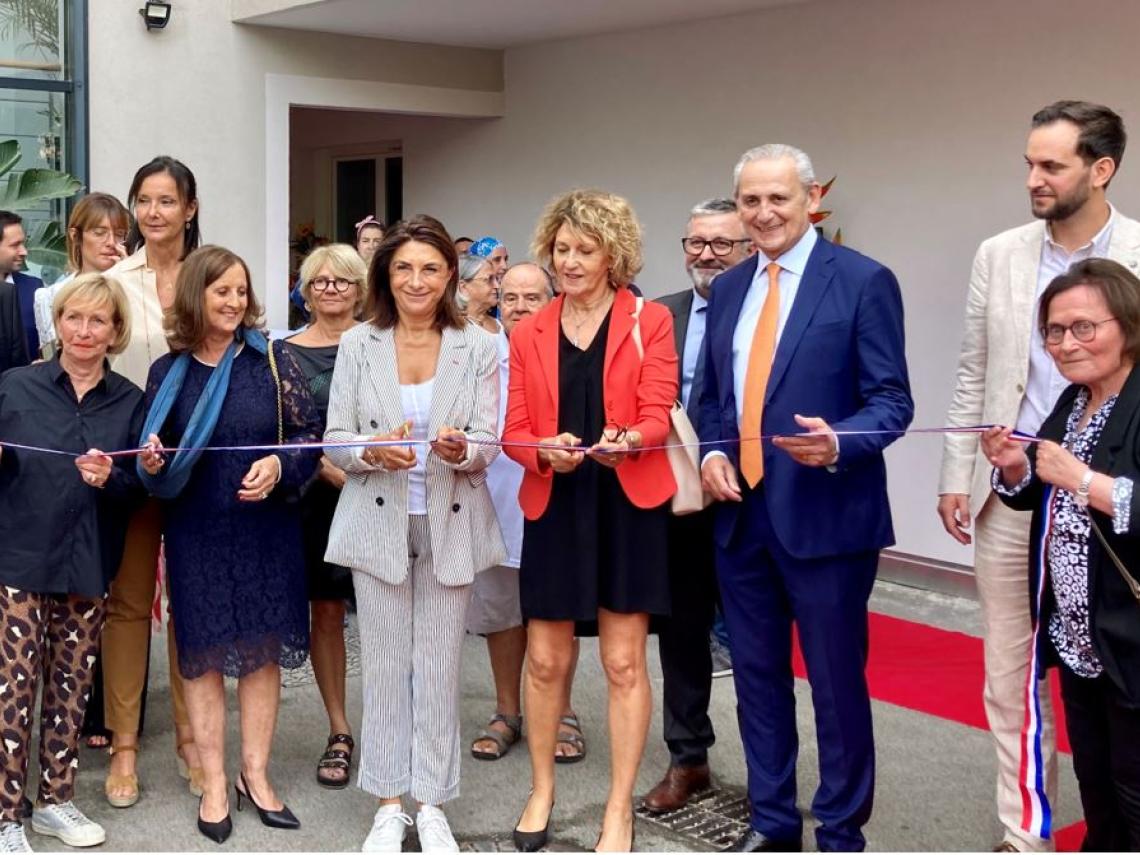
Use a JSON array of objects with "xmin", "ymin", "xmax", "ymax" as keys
[{"xmin": 740, "ymin": 262, "xmax": 781, "ymax": 488}]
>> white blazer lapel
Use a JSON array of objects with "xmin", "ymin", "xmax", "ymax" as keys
[
  {"xmin": 1008, "ymin": 224, "xmax": 1045, "ymax": 370},
  {"xmin": 364, "ymin": 327, "xmax": 406, "ymax": 433},
  {"xmin": 429, "ymin": 325, "xmax": 470, "ymax": 435}
]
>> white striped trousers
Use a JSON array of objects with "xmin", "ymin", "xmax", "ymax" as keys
[{"xmin": 352, "ymin": 515, "xmax": 474, "ymax": 805}]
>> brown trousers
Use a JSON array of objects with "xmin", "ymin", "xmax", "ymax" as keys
[
  {"xmin": 101, "ymin": 499, "xmax": 188, "ymax": 735},
  {"xmin": 0, "ymin": 586, "xmax": 106, "ymax": 822}
]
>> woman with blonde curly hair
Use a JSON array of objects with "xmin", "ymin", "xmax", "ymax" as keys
[
  {"xmin": 503, "ymin": 189, "xmax": 678, "ymax": 852},
  {"xmin": 285, "ymin": 243, "xmax": 366, "ymax": 789}
]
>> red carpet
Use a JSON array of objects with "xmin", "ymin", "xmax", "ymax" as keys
[{"xmin": 789, "ymin": 612, "xmax": 1085, "ymax": 848}]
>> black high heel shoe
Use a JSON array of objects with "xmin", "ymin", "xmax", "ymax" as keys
[
  {"xmin": 234, "ymin": 772, "xmax": 301, "ymax": 830},
  {"xmin": 197, "ymin": 795, "xmax": 233, "ymax": 844},
  {"xmin": 512, "ymin": 792, "xmax": 554, "ymax": 852}
]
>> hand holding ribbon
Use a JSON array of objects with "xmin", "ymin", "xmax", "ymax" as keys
[
  {"xmin": 538, "ymin": 432, "xmax": 584, "ymax": 474},
  {"xmin": 980, "ymin": 426, "xmax": 1030, "ymax": 488},
  {"xmin": 75, "ymin": 448, "xmax": 113, "ymax": 488},
  {"xmin": 772, "ymin": 414, "xmax": 839, "ymax": 467},
  {"xmin": 431, "ymin": 426, "xmax": 468, "ymax": 465},
  {"xmin": 363, "ymin": 421, "xmax": 416, "ymax": 471}
]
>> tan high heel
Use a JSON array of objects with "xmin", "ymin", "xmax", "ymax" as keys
[
  {"xmin": 105, "ymin": 744, "xmax": 140, "ymax": 808},
  {"xmin": 176, "ymin": 737, "xmax": 206, "ymax": 798}
]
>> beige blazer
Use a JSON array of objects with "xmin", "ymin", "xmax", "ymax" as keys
[
  {"xmin": 323, "ymin": 321, "xmax": 506, "ymax": 586},
  {"xmin": 106, "ymin": 248, "xmax": 169, "ymax": 389},
  {"xmin": 939, "ymin": 213, "xmax": 1140, "ymax": 517}
]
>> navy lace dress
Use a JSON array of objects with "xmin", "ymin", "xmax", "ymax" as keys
[{"xmin": 145, "ymin": 340, "xmax": 322, "ymax": 679}]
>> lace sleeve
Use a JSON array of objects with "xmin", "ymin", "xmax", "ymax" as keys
[
  {"xmin": 273, "ymin": 340, "xmax": 322, "ymax": 488},
  {"xmin": 991, "ymin": 462, "xmax": 1033, "ymax": 496}
]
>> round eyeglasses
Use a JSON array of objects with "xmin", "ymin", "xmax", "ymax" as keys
[
  {"xmin": 1042, "ymin": 317, "xmax": 1117, "ymax": 345},
  {"xmin": 310, "ymin": 277, "xmax": 356, "ymax": 293}
]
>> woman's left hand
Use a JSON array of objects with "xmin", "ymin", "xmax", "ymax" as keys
[
  {"xmin": 75, "ymin": 448, "xmax": 113, "ymax": 489},
  {"xmin": 238, "ymin": 454, "xmax": 282, "ymax": 502},
  {"xmin": 588, "ymin": 429, "xmax": 642, "ymax": 469},
  {"xmin": 1035, "ymin": 440, "xmax": 1088, "ymax": 493},
  {"xmin": 431, "ymin": 426, "xmax": 468, "ymax": 465}
]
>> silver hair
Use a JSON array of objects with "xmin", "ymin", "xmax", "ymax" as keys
[
  {"xmin": 455, "ymin": 253, "xmax": 491, "ymax": 310},
  {"xmin": 689, "ymin": 197, "xmax": 737, "ymax": 218},
  {"xmin": 505, "ymin": 261, "xmax": 555, "ymax": 298},
  {"xmin": 732, "ymin": 144, "xmax": 816, "ymax": 194}
]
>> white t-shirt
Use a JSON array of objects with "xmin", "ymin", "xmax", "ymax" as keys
[{"xmin": 400, "ymin": 378, "xmax": 434, "ymax": 515}]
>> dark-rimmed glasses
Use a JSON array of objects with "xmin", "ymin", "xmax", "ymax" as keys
[
  {"xmin": 1042, "ymin": 317, "xmax": 1117, "ymax": 345},
  {"xmin": 681, "ymin": 237, "xmax": 752, "ymax": 257},
  {"xmin": 310, "ymin": 276, "xmax": 357, "ymax": 293}
]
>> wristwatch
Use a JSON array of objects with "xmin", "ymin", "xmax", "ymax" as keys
[{"xmin": 1075, "ymin": 468, "xmax": 1095, "ymax": 508}]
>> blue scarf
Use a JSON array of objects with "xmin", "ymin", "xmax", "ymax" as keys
[{"xmin": 137, "ymin": 328, "xmax": 269, "ymax": 499}]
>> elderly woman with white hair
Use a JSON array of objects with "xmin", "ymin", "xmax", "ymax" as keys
[
  {"xmin": 285, "ymin": 243, "xmax": 366, "ymax": 790},
  {"xmin": 456, "ymin": 253, "xmax": 500, "ymax": 335},
  {"xmin": 0, "ymin": 274, "xmax": 146, "ymax": 851}
]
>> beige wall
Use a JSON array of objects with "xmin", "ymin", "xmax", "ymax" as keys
[
  {"xmin": 88, "ymin": 0, "xmax": 501, "ymax": 296},
  {"xmin": 386, "ymin": 0, "xmax": 1140, "ymax": 565}
]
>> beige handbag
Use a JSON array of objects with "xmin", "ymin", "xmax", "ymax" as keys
[{"xmin": 629, "ymin": 297, "xmax": 712, "ymax": 515}]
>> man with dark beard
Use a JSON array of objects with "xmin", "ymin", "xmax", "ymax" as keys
[
  {"xmin": 939, "ymin": 101, "xmax": 1140, "ymax": 852},
  {"xmin": 642, "ymin": 198, "xmax": 753, "ymax": 814}
]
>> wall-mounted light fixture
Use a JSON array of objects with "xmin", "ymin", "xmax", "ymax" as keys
[{"xmin": 139, "ymin": 1, "xmax": 172, "ymax": 31}]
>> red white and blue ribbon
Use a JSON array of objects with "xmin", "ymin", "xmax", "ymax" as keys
[{"xmin": 1018, "ymin": 483, "xmax": 1055, "ymax": 840}]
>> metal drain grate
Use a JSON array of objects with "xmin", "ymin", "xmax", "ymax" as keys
[{"xmin": 634, "ymin": 783, "xmax": 750, "ymax": 851}]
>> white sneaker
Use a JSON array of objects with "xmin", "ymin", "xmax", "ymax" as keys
[
  {"xmin": 30, "ymin": 802, "xmax": 105, "ymax": 848},
  {"xmin": 362, "ymin": 804, "xmax": 413, "ymax": 853},
  {"xmin": 416, "ymin": 805, "xmax": 459, "ymax": 852},
  {"xmin": 0, "ymin": 823, "xmax": 31, "ymax": 853}
]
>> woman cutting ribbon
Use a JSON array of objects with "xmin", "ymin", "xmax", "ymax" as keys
[
  {"xmin": 137, "ymin": 246, "xmax": 321, "ymax": 845},
  {"xmin": 983, "ymin": 258, "xmax": 1140, "ymax": 851}
]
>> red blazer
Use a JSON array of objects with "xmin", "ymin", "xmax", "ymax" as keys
[{"xmin": 504, "ymin": 286, "xmax": 678, "ymax": 520}]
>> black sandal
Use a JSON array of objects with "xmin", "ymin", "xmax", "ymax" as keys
[
  {"xmin": 316, "ymin": 733, "xmax": 355, "ymax": 789},
  {"xmin": 471, "ymin": 713, "xmax": 523, "ymax": 761}
]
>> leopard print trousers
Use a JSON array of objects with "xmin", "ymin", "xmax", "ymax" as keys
[{"xmin": 0, "ymin": 586, "xmax": 106, "ymax": 822}]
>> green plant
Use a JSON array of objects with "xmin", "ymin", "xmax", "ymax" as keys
[
  {"xmin": 0, "ymin": 0, "xmax": 60, "ymax": 58},
  {"xmin": 0, "ymin": 139, "xmax": 81, "ymax": 270}
]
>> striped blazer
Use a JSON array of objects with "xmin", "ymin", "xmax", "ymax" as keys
[{"xmin": 323, "ymin": 322, "xmax": 506, "ymax": 586}]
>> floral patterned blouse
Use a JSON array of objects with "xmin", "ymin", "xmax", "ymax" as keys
[{"xmin": 993, "ymin": 387, "xmax": 1136, "ymax": 678}]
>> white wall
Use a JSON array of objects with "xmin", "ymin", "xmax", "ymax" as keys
[
  {"xmin": 87, "ymin": 0, "xmax": 502, "ymax": 303},
  {"xmin": 385, "ymin": 0, "xmax": 1140, "ymax": 565}
]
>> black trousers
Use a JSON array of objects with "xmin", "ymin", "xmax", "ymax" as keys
[
  {"xmin": 658, "ymin": 508, "xmax": 718, "ymax": 767},
  {"xmin": 1059, "ymin": 663, "xmax": 1140, "ymax": 851}
]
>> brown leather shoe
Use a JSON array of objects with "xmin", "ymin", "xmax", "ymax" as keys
[{"xmin": 642, "ymin": 764, "xmax": 711, "ymax": 814}]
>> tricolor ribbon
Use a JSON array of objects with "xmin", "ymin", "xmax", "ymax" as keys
[{"xmin": 1018, "ymin": 484, "xmax": 1055, "ymax": 840}]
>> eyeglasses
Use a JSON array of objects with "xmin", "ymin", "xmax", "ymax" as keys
[
  {"xmin": 1042, "ymin": 317, "xmax": 1118, "ymax": 345},
  {"xmin": 681, "ymin": 237, "xmax": 752, "ymax": 257},
  {"xmin": 87, "ymin": 226, "xmax": 128, "ymax": 243},
  {"xmin": 310, "ymin": 276, "xmax": 357, "ymax": 293}
]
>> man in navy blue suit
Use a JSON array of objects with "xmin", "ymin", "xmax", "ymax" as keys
[
  {"xmin": 698, "ymin": 144, "xmax": 913, "ymax": 852},
  {"xmin": 0, "ymin": 211, "xmax": 44, "ymax": 360}
]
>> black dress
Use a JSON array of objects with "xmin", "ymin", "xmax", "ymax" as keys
[
  {"xmin": 285, "ymin": 340, "xmax": 354, "ymax": 602},
  {"xmin": 519, "ymin": 312, "xmax": 670, "ymax": 636}
]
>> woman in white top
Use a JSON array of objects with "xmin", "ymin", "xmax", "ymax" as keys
[
  {"xmin": 34, "ymin": 193, "xmax": 130, "ymax": 359},
  {"xmin": 101, "ymin": 156, "xmax": 202, "ymax": 809},
  {"xmin": 324, "ymin": 215, "xmax": 504, "ymax": 853}
]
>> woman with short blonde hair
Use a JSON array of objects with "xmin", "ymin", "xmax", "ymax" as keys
[{"xmin": 506, "ymin": 189, "xmax": 677, "ymax": 851}]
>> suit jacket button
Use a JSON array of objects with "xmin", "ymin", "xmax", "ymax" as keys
[
  {"xmin": 452, "ymin": 503, "xmax": 461, "ymax": 512},
  {"xmin": 1016, "ymin": 384, "xmax": 1025, "ymax": 394},
  {"xmin": 375, "ymin": 496, "xmax": 384, "ymax": 506},
  {"xmin": 370, "ymin": 419, "xmax": 378, "ymax": 428}
]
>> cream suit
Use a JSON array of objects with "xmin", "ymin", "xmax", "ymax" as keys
[
  {"xmin": 324, "ymin": 320, "xmax": 505, "ymax": 803},
  {"xmin": 940, "ymin": 212, "xmax": 1140, "ymax": 850}
]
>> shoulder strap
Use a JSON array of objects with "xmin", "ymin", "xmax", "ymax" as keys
[
  {"xmin": 267, "ymin": 339, "xmax": 284, "ymax": 444},
  {"xmin": 1090, "ymin": 515, "xmax": 1140, "ymax": 603},
  {"xmin": 630, "ymin": 296, "xmax": 644, "ymax": 360}
]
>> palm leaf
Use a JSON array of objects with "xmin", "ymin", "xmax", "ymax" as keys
[{"xmin": 0, "ymin": 167, "xmax": 82, "ymax": 208}]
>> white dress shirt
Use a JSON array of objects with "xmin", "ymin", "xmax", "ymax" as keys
[{"xmin": 1015, "ymin": 207, "xmax": 1116, "ymax": 435}]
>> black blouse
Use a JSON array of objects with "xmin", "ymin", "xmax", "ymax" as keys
[{"xmin": 0, "ymin": 358, "xmax": 146, "ymax": 597}]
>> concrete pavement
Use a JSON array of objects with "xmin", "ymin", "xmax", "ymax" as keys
[{"xmin": 33, "ymin": 581, "xmax": 1081, "ymax": 852}]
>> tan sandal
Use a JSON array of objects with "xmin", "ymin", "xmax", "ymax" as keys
[
  {"xmin": 105, "ymin": 745, "xmax": 140, "ymax": 808},
  {"xmin": 176, "ymin": 737, "xmax": 205, "ymax": 797}
]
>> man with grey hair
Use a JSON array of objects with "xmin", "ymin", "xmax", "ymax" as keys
[
  {"xmin": 642, "ymin": 198, "xmax": 752, "ymax": 815},
  {"xmin": 699, "ymin": 144, "xmax": 913, "ymax": 851}
]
